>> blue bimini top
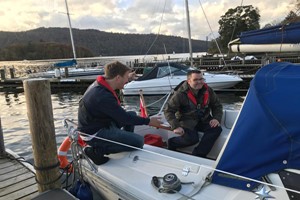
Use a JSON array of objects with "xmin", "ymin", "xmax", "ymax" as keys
[{"xmin": 211, "ymin": 62, "xmax": 300, "ymax": 190}]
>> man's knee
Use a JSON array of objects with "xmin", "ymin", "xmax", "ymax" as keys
[
  {"xmin": 131, "ymin": 134, "xmax": 144, "ymax": 149},
  {"xmin": 209, "ymin": 126, "xmax": 222, "ymax": 138}
]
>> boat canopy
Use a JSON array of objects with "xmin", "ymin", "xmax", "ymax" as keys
[
  {"xmin": 238, "ymin": 22, "xmax": 300, "ymax": 44},
  {"xmin": 54, "ymin": 59, "xmax": 77, "ymax": 68},
  {"xmin": 137, "ymin": 62, "xmax": 193, "ymax": 81},
  {"xmin": 212, "ymin": 62, "xmax": 300, "ymax": 191}
]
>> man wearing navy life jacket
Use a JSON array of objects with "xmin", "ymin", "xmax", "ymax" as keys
[
  {"xmin": 77, "ymin": 61, "xmax": 162, "ymax": 165},
  {"xmin": 164, "ymin": 70, "xmax": 223, "ymax": 158}
]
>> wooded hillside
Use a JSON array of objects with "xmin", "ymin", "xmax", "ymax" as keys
[{"xmin": 0, "ymin": 27, "xmax": 209, "ymax": 61}]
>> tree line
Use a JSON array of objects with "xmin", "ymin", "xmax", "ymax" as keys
[{"xmin": 0, "ymin": 28, "xmax": 208, "ymax": 61}]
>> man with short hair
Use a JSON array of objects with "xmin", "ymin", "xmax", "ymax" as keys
[
  {"xmin": 78, "ymin": 61, "xmax": 162, "ymax": 165},
  {"xmin": 164, "ymin": 70, "xmax": 223, "ymax": 158}
]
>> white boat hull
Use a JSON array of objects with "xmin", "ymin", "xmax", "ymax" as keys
[
  {"xmin": 123, "ymin": 74, "xmax": 242, "ymax": 95},
  {"xmin": 229, "ymin": 43, "xmax": 300, "ymax": 53},
  {"xmin": 28, "ymin": 68, "xmax": 103, "ymax": 78},
  {"xmin": 73, "ymin": 109, "xmax": 296, "ymax": 200},
  {"xmin": 80, "ymin": 147, "xmax": 291, "ymax": 200}
]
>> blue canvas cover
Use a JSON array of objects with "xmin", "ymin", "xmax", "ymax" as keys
[
  {"xmin": 211, "ymin": 62, "xmax": 300, "ymax": 190},
  {"xmin": 54, "ymin": 59, "xmax": 77, "ymax": 68},
  {"xmin": 239, "ymin": 22, "xmax": 300, "ymax": 44}
]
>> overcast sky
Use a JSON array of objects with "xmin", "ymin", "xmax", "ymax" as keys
[{"xmin": 0, "ymin": 0, "xmax": 296, "ymax": 40}]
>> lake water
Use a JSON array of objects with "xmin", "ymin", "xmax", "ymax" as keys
[{"xmin": 0, "ymin": 91, "xmax": 244, "ymax": 161}]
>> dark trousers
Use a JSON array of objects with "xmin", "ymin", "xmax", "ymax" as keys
[
  {"xmin": 86, "ymin": 111, "xmax": 142, "ymax": 156},
  {"xmin": 168, "ymin": 121, "xmax": 222, "ymax": 158}
]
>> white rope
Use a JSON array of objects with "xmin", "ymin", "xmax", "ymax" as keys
[
  {"xmin": 79, "ymin": 131, "xmax": 300, "ymax": 195},
  {"xmin": 145, "ymin": 93, "xmax": 169, "ymax": 107}
]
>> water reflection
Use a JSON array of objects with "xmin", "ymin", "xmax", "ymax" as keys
[{"xmin": 0, "ymin": 92, "xmax": 84, "ymax": 160}]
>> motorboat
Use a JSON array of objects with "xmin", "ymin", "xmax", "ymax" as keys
[
  {"xmin": 65, "ymin": 62, "xmax": 300, "ymax": 200},
  {"xmin": 122, "ymin": 62, "xmax": 243, "ymax": 95}
]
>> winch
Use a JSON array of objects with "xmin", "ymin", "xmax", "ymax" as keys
[{"xmin": 151, "ymin": 173, "xmax": 182, "ymax": 193}]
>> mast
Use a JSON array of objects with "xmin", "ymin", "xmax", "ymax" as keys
[
  {"xmin": 185, "ymin": 0, "xmax": 193, "ymax": 66},
  {"xmin": 65, "ymin": 0, "xmax": 76, "ymax": 60}
]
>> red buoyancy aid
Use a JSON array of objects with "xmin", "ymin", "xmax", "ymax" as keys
[
  {"xmin": 96, "ymin": 76, "xmax": 120, "ymax": 105},
  {"xmin": 187, "ymin": 83, "xmax": 209, "ymax": 108}
]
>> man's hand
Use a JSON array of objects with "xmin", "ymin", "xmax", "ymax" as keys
[
  {"xmin": 209, "ymin": 119, "xmax": 220, "ymax": 127},
  {"xmin": 173, "ymin": 127, "xmax": 185, "ymax": 136},
  {"xmin": 128, "ymin": 71, "xmax": 137, "ymax": 82},
  {"xmin": 148, "ymin": 116, "xmax": 162, "ymax": 127}
]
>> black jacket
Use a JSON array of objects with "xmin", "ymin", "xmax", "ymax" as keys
[
  {"xmin": 164, "ymin": 81, "xmax": 223, "ymax": 130},
  {"xmin": 78, "ymin": 81, "xmax": 150, "ymax": 135}
]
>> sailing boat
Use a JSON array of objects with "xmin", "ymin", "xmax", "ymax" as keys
[
  {"xmin": 28, "ymin": 0, "xmax": 104, "ymax": 79},
  {"xmin": 228, "ymin": 22, "xmax": 300, "ymax": 53},
  {"xmin": 122, "ymin": 1, "xmax": 242, "ymax": 96},
  {"xmin": 66, "ymin": 61, "xmax": 300, "ymax": 199}
]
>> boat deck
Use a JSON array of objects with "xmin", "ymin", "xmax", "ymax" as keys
[{"xmin": 0, "ymin": 154, "xmax": 38, "ymax": 200}]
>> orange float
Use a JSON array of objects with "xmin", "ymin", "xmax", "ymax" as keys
[{"xmin": 58, "ymin": 136, "xmax": 86, "ymax": 172}]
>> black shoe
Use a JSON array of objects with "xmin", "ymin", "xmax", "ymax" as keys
[{"xmin": 84, "ymin": 146, "xmax": 109, "ymax": 165}]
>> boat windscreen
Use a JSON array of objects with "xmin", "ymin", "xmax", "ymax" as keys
[{"xmin": 137, "ymin": 63, "xmax": 192, "ymax": 81}]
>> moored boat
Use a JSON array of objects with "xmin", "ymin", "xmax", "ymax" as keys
[
  {"xmin": 228, "ymin": 22, "xmax": 300, "ymax": 53},
  {"xmin": 28, "ymin": 67, "xmax": 104, "ymax": 79},
  {"xmin": 122, "ymin": 62, "xmax": 243, "ymax": 95}
]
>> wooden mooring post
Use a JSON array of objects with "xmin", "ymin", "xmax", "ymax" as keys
[
  {"xmin": 23, "ymin": 79, "xmax": 61, "ymax": 192},
  {"xmin": 0, "ymin": 116, "xmax": 5, "ymax": 157},
  {"xmin": 0, "ymin": 69, "xmax": 5, "ymax": 80},
  {"xmin": 9, "ymin": 67, "xmax": 15, "ymax": 78}
]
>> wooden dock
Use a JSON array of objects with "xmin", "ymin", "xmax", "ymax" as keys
[
  {"xmin": 0, "ymin": 150, "xmax": 39, "ymax": 200},
  {"xmin": 0, "ymin": 78, "xmax": 93, "ymax": 93},
  {"xmin": 0, "ymin": 77, "xmax": 252, "ymax": 94},
  {"xmin": 0, "ymin": 115, "xmax": 78, "ymax": 200}
]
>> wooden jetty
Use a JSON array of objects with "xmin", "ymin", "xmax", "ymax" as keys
[
  {"xmin": 0, "ymin": 76, "xmax": 251, "ymax": 94},
  {"xmin": 0, "ymin": 77, "xmax": 93, "ymax": 93},
  {"xmin": 0, "ymin": 149, "xmax": 39, "ymax": 200},
  {"xmin": 0, "ymin": 150, "xmax": 77, "ymax": 200},
  {"xmin": 1, "ymin": 52, "xmax": 299, "ymax": 93},
  {"xmin": 0, "ymin": 117, "xmax": 39, "ymax": 199}
]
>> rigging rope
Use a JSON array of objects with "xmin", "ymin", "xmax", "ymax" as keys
[
  {"xmin": 142, "ymin": 0, "xmax": 167, "ymax": 59},
  {"xmin": 145, "ymin": 92, "xmax": 169, "ymax": 107},
  {"xmin": 228, "ymin": 0, "xmax": 244, "ymax": 54},
  {"xmin": 197, "ymin": 0, "xmax": 227, "ymax": 67}
]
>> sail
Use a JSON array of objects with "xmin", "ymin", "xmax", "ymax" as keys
[
  {"xmin": 228, "ymin": 22, "xmax": 300, "ymax": 52},
  {"xmin": 211, "ymin": 62, "xmax": 300, "ymax": 190}
]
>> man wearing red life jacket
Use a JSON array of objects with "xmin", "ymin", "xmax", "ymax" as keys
[
  {"xmin": 164, "ymin": 70, "xmax": 223, "ymax": 158},
  {"xmin": 78, "ymin": 61, "xmax": 162, "ymax": 165}
]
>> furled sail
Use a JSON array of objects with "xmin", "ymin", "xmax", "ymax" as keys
[{"xmin": 228, "ymin": 22, "xmax": 300, "ymax": 52}]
